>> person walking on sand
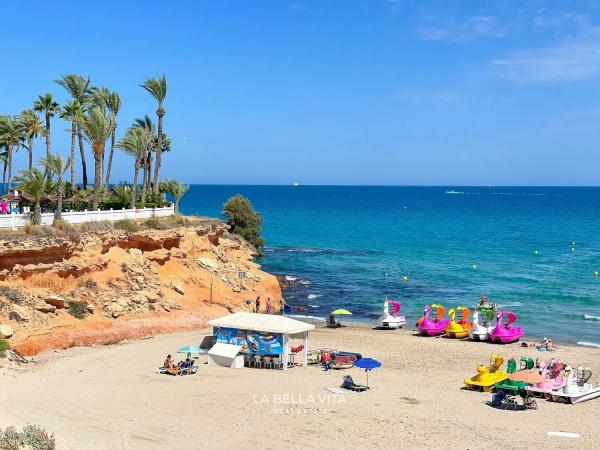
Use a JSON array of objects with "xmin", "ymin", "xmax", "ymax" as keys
[
  {"xmin": 255, "ymin": 296, "xmax": 261, "ymax": 313},
  {"xmin": 266, "ymin": 298, "xmax": 273, "ymax": 314}
]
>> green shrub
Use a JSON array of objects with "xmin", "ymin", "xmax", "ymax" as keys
[
  {"xmin": 77, "ymin": 221, "xmax": 114, "ymax": 233},
  {"xmin": 0, "ymin": 424, "xmax": 56, "ymax": 450},
  {"xmin": 67, "ymin": 301, "xmax": 88, "ymax": 320},
  {"xmin": 222, "ymin": 194, "xmax": 265, "ymax": 255},
  {"xmin": 114, "ymin": 219, "xmax": 140, "ymax": 232},
  {"xmin": 0, "ymin": 337, "xmax": 10, "ymax": 358},
  {"xmin": 143, "ymin": 214, "xmax": 160, "ymax": 230}
]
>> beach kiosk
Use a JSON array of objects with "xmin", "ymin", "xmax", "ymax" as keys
[{"xmin": 207, "ymin": 312, "xmax": 315, "ymax": 371}]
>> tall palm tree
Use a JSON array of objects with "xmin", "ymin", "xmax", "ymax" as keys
[
  {"xmin": 117, "ymin": 126, "xmax": 150, "ymax": 209},
  {"xmin": 133, "ymin": 115, "xmax": 155, "ymax": 204},
  {"xmin": 104, "ymin": 90, "xmax": 122, "ymax": 190},
  {"xmin": 0, "ymin": 115, "xmax": 25, "ymax": 194},
  {"xmin": 55, "ymin": 74, "xmax": 91, "ymax": 188},
  {"xmin": 59, "ymin": 100, "xmax": 83, "ymax": 193},
  {"xmin": 140, "ymin": 76, "xmax": 167, "ymax": 194},
  {"xmin": 33, "ymin": 93, "xmax": 60, "ymax": 170},
  {"xmin": 42, "ymin": 153, "xmax": 71, "ymax": 224},
  {"xmin": 161, "ymin": 179, "xmax": 189, "ymax": 215},
  {"xmin": 78, "ymin": 107, "xmax": 113, "ymax": 210},
  {"xmin": 0, "ymin": 147, "xmax": 7, "ymax": 191},
  {"xmin": 14, "ymin": 168, "xmax": 48, "ymax": 225},
  {"xmin": 18, "ymin": 109, "xmax": 45, "ymax": 170}
]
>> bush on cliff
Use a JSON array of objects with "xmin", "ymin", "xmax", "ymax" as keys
[
  {"xmin": 67, "ymin": 301, "xmax": 88, "ymax": 320},
  {"xmin": 222, "ymin": 194, "xmax": 264, "ymax": 255},
  {"xmin": 0, "ymin": 424, "xmax": 56, "ymax": 450},
  {"xmin": 0, "ymin": 338, "xmax": 10, "ymax": 358}
]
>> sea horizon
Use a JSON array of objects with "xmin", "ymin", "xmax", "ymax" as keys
[{"xmin": 180, "ymin": 184, "xmax": 600, "ymax": 347}]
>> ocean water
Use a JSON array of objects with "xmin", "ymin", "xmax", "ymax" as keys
[{"xmin": 180, "ymin": 186, "xmax": 600, "ymax": 345}]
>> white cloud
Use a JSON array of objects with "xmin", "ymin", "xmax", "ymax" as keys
[
  {"xmin": 417, "ymin": 15, "xmax": 509, "ymax": 42},
  {"xmin": 492, "ymin": 27, "xmax": 600, "ymax": 82}
]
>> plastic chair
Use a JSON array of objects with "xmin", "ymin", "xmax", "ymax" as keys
[
  {"xmin": 253, "ymin": 355, "xmax": 262, "ymax": 368},
  {"xmin": 263, "ymin": 356, "xmax": 272, "ymax": 369},
  {"xmin": 271, "ymin": 356, "xmax": 282, "ymax": 369}
]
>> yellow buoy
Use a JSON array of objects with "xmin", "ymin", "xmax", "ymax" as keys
[
  {"xmin": 595, "ymin": 271, "xmax": 599, "ymax": 278},
  {"xmin": 472, "ymin": 264, "xmax": 477, "ymax": 269},
  {"xmin": 402, "ymin": 276, "xmax": 409, "ymax": 282}
]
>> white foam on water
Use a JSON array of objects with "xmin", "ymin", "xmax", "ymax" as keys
[
  {"xmin": 287, "ymin": 314, "xmax": 323, "ymax": 321},
  {"xmin": 577, "ymin": 341, "xmax": 600, "ymax": 348},
  {"xmin": 285, "ymin": 276, "xmax": 297, "ymax": 281},
  {"xmin": 499, "ymin": 302, "xmax": 523, "ymax": 307},
  {"xmin": 583, "ymin": 314, "xmax": 600, "ymax": 321},
  {"xmin": 307, "ymin": 294, "xmax": 321, "ymax": 300},
  {"xmin": 300, "ymin": 280, "xmax": 311, "ymax": 285},
  {"xmin": 308, "ymin": 304, "xmax": 320, "ymax": 308}
]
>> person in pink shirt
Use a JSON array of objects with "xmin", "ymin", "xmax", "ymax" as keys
[{"xmin": 0, "ymin": 199, "xmax": 7, "ymax": 215}]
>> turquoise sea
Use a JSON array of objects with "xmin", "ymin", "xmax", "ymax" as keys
[{"xmin": 180, "ymin": 186, "xmax": 600, "ymax": 346}]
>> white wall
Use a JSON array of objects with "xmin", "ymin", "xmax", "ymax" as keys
[{"xmin": 0, "ymin": 206, "xmax": 175, "ymax": 228}]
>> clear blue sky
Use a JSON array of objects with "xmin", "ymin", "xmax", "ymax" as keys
[{"xmin": 2, "ymin": 0, "xmax": 600, "ymax": 185}]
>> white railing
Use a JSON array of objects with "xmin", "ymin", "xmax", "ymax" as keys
[{"xmin": 0, "ymin": 205, "xmax": 175, "ymax": 228}]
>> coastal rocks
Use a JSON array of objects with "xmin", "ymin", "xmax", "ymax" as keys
[
  {"xmin": 45, "ymin": 295, "xmax": 67, "ymax": 309},
  {"xmin": 197, "ymin": 257, "xmax": 219, "ymax": 269},
  {"xmin": 9, "ymin": 305, "xmax": 31, "ymax": 323},
  {"xmin": 171, "ymin": 283, "xmax": 185, "ymax": 295},
  {"xmin": 35, "ymin": 301, "xmax": 56, "ymax": 314},
  {"xmin": 0, "ymin": 324, "xmax": 14, "ymax": 339}
]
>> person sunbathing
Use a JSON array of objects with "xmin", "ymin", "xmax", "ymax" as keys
[{"xmin": 163, "ymin": 354, "xmax": 180, "ymax": 375}]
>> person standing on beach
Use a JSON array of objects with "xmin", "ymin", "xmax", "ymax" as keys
[
  {"xmin": 0, "ymin": 199, "xmax": 7, "ymax": 215},
  {"xmin": 266, "ymin": 298, "xmax": 273, "ymax": 314},
  {"xmin": 255, "ymin": 296, "xmax": 261, "ymax": 313}
]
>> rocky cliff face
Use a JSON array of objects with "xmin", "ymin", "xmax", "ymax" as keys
[{"xmin": 0, "ymin": 222, "xmax": 282, "ymax": 356}]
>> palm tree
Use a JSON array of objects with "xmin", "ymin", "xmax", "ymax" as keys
[
  {"xmin": 14, "ymin": 168, "xmax": 48, "ymax": 224},
  {"xmin": 0, "ymin": 147, "xmax": 7, "ymax": 191},
  {"xmin": 117, "ymin": 126, "xmax": 150, "ymax": 209},
  {"xmin": 59, "ymin": 100, "xmax": 83, "ymax": 193},
  {"xmin": 0, "ymin": 115, "xmax": 25, "ymax": 194},
  {"xmin": 18, "ymin": 109, "xmax": 45, "ymax": 170},
  {"xmin": 161, "ymin": 179, "xmax": 189, "ymax": 215},
  {"xmin": 42, "ymin": 153, "xmax": 71, "ymax": 224},
  {"xmin": 55, "ymin": 74, "xmax": 91, "ymax": 188},
  {"xmin": 104, "ymin": 91, "xmax": 121, "ymax": 189},
  {"xmin": 140, "ymin": 76, "xmax": 167, "ymax": 194},
  {"xmin": 133, "ymin": 115, "xmax": 156, "ymax": 204},
  {"xmin": 78, "ymin": 107, "xmax": 113, "ymax": 210},
  {"xmin": 33, "ymin": 93, "xmax": 60, "ymax": 170}
]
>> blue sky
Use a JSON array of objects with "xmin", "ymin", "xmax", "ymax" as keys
[{"xmin": 2, "ymin": 0, "xmax": 600, "ymax": 185}]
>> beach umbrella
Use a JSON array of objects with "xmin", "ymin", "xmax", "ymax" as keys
[
  {"xmin": 177, "ymin": 345, "xmax": 206, "ymax": 359},
  {"xmin": 331, "ymin": 309, "xmax": 352, "ymax": 315},
  {"xmin": 508, "ymin": 371, "xmax": 545, "ymax": 384},
  {"xmin": 353, "ymin": 358, "xmax": 382, "ymax": 388}
]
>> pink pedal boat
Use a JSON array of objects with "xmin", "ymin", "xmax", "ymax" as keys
[
  {"xmin": 417, "ymin": 304, "xmax": 451, "ymax": 336},
  {"xmin": 527, "ymin": 359, "xmax": 567, "ymax": 399},
  {"xmin": 489, "ymin": 310, "xmax": 524, "ymax": 344}
]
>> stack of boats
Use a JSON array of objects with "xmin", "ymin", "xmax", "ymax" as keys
[
  {"xmin": 415, "ymin": 297, "xmax": 524, "ymax": 344},
  {"xmin": 463, "ymin": 354, "xmax": 600, "ymax": 404}
]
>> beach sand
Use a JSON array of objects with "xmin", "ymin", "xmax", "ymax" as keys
[{"xmin": 1, "ymin": 324, "xmax": 599, "ymax": 450}]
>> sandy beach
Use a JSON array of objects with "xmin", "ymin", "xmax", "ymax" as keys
[{"xmin": 1, "ymin": 323, "xmax": 599, "ymax": 450}]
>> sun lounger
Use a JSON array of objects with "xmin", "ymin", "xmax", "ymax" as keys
[
  {"xmin": 341, "ymin": 375, "xmax": 368, "ymax": 392},
  {"xmin": 178, "ymin": 360, "xmax": 197, "ymax": 375}
]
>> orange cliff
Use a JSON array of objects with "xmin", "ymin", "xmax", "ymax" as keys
[{"xmin": 0, "ymin": 221, "xmax": 282, "ymax": 356}]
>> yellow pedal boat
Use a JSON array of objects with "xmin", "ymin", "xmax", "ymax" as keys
[
  {"xmin": 464, "ymin": 354, "xmax": 508, "ymax": 392},
  {"xmin": 445, "ymin": 306, "xmax": 472, "ymax": 338}
]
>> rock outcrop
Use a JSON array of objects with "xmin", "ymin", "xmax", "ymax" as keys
[{"xmin": 0, "ymin": 221, "xmax": 282, "ymax": 356}]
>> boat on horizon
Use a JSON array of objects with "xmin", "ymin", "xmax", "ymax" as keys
[{"xmin": 445, "ymin": 189, "xmax": 464, "ymax": 194}]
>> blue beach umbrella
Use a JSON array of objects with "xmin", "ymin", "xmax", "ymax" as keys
[
  {"xmin": 177, "ymin": 345, "xmax": 206, "ymax": 358},
  {"xmin": 353, "ymin": 358, "xmax": 382, "ymax": 388}
]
